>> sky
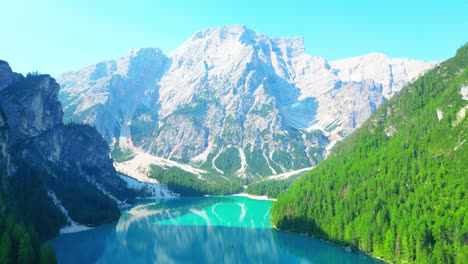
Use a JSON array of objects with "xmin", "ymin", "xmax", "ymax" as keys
[{"xmin": 1, "ymin": 0, "xmax": 467, "ymax": 77}]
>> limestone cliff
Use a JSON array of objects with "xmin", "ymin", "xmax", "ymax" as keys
[
  {"xmin": 0, "ymin": 60, "xmax": 137, "ymax": 227},
  {"xmin": 59, "ymin": 25, "xmax": 436, "ymax": 178}
]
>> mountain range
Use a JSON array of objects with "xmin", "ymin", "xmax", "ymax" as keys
[{"xmin": 58, "ymin": 25, "xmax": 436, "ymax": 182}]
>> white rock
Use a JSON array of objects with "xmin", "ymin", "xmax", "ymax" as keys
[
  {"xmin": 437, "ymin": 108, "xmax": 443, "ymax": 121},
  {"xmin": 461, "ymin": 85, "xmax": 468, "ymax": 100},
  {"xmin": 58, "ymin": 25, "xmax": 436, "ymax": 178}
]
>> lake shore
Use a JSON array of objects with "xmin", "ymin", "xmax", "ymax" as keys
[
  {"xmin": 231, "ymin": 192, "xmax": 277, "ymax": 201},
  {"xmin": 59, "ymin": 224, "xmax": 93, "ymax": 234},
  {"xmin": 272, "ymin": 226, "xmax": 390, "ymax": 263}
]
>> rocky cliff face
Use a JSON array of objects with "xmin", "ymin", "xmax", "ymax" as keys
[
  {"xmin": 0, "ymin": 74, "xmax": 63, "ymax": 144},
  {"xmin": 20, "ymin": 124, "xmax": 132, "ymax": 202},
  {"xmin": 59, "ymin": 48, "xmax": 168, "ymax": 141},
  {"xmin": 0, "ymin": 61, "xmax": 138, "ymax": 227},
  {"xmin": 58, "ymin": 25, "xmax": 437, "ymax": 178},
  {"xmin": 0, "ymin": 108, "xmax": 9, "ymax": 186},
  {"xmin": 0, "ymin": 61, "xmax": 19, "ymax": 177}
]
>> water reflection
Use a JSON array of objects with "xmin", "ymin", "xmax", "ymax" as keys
[{"xmin": 52, "ymin": 197, "xmax": 383, "ymax": 264}]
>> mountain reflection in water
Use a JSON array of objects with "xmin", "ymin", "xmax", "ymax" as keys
[{"xmin": 51, "ymin": 196, "xmax": 383, "ymax": 264}]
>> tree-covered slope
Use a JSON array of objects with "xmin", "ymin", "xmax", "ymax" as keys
[
  {"xmin": 246, "ymin": 175, "xmax": 303, "ymax": 198},
  {"xmin": 0, "ymin": 165, "xmax": 59, "ymax": 264},
  {"xmin": 272, "ymin": 44, "xmax": 468, "ymax": 264}
]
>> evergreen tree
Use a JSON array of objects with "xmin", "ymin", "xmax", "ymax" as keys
[
  {"xmin": 0, "ymin": 232, "xmax": 13, "ymax": 264},
  {"xmin": 18, "ymin": 232, "xmax": 35, "ymax": 264},
  {"xmin": 40, "ymin": 242, "xmax": 57, "ymax": 264}
]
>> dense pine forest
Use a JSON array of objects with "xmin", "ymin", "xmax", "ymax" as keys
[
  {"xmin": 0, "ymin": 166, "xmax": 57, "ymax": 264},
  {"xmin": 246, "ymin": 176, "xmax": 300, "ymax": 198},
  {"xmin": 149, "ymin": 166, "xmax": 244, "ymax": 196},
  {"xmin": 272, "ymin": 44, "xmax": 468, "ymax": 263}
]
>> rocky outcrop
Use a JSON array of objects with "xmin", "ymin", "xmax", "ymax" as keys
[
  {"xmin": 0, "ymin": 60, "xmax": 137, "ymax": 226},
  {"xmin": 0, "ymin": 74, "xmax": 62, "ymax": 144},
  {"xmin": 0, "ymin": 108, "xmax": 10, "ymax": 188},
  {"xmin": 58, "ymin": 25, "xmax": 437, "ymax": 178},
  {"xmin": 59, "ymin": 48, "xmax": 168, "ymax": 141},
  {"xmin": 20, "ymin": 124, "xmax": 132, "ymax": 202}
]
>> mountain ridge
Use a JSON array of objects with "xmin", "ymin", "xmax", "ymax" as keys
[{"xmin": 58, "ymin": 25, "xmax": 437, "ymax": 181}]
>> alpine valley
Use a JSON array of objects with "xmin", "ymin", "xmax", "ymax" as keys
[
  {"xmin": 0, "ymin": 23, "xmax": 465, "ymax": 264},
  {"xmin": 58, "ymin": 25, "xmax": 436, "ymax": 194}
]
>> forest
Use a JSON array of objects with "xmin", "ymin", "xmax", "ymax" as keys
[
  {"xmin": 246, "ymin": 175, "xmax": 302, "ymax": 198},
  {"xmin": 0, "ymin": 165, "xmax": 58, "ymax": 264},
  {"xmin": 272, "ymin": 44, "xmax": 468, "ymax": 263},
  {"xmin": 149, "ymin": 165, "xmax": 243, "ymax": 196}
]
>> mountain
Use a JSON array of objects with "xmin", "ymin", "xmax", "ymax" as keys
[
  {"xmin": 58, "ymin": 25, "xmax": 436, "ymax": 182},
  {"xmin": 272, "ymin": 44, "xmax": 468, "ymax": 263},
  {"xmin": 0, "ymin": 60, "xmax": 143, "ymax": 238}
]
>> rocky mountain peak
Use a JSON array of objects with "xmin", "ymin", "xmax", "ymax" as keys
[
  {"xmin": 330, "ymin": 53, "xmax": 437, "ymax": 98},
  {"xmin": 58, "ymin": 25, "xmax": 437, "ymax": 179},
  {"xmin": 190, "ymin": 24, "xmax": 251, "ymax": 42}
]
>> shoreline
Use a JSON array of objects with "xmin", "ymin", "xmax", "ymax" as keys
[
  {"xmin": 59, "ymin": 224, "xmax": 93, "ymax": 234},
  {"xmin": 231, "ymin": 192, "xmax": 277, "ymax": 201},
  {"xmin": 272, "ymin": 226, "xmax": 390, "ymax": 263}
]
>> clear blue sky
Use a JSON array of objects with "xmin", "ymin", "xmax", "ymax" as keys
[{"xmin": 1, "ymin": 0, "xmax": 466, "ymax": 77}]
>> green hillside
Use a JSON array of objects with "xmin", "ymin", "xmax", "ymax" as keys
[{"xmin": 272, "ymin": 44, "xmax": 468, "ymax": 263}]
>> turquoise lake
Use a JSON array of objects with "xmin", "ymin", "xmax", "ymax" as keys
[{"xmin": 51, "ymin": 196, "xmax": 383, "ymax": 263}]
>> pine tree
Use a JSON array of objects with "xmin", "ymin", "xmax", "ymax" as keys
[
  {"xmin": 0, "ymin": 232, "xmax": 13, "ymax": 264},
  {"xmin": 383, "ymin": 229, "xmax": 395, "ymax": 261},
  {"xmin": 40, "ymin": 242, "xmax": 57, "ymax": 264},
  {"xmin": 18, "ymin": 232, "xmax": 35, "ymax": 264}
]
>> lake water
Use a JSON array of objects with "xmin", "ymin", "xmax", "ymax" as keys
[{"xmin": 51, "ymin": 196, "xmax": 383, "ymax": 264}]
